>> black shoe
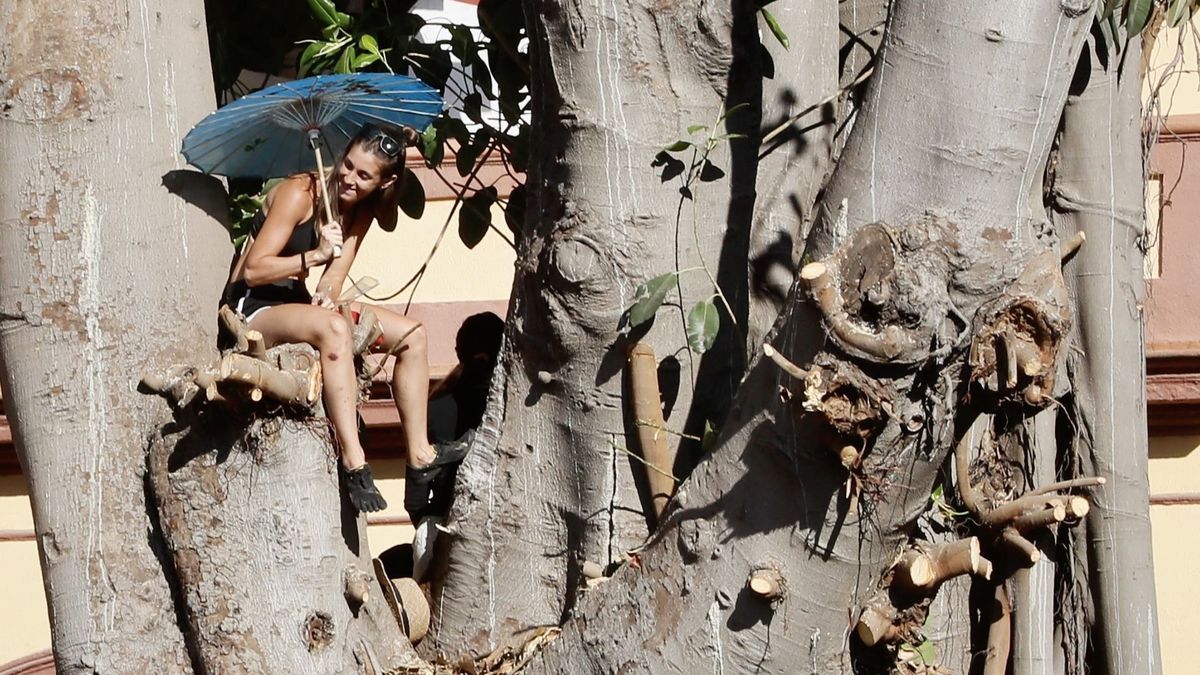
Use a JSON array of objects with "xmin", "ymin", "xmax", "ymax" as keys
[
  {"xmin": 345, "ymin": 464, "xmax": 388, "ymax": 513},
  {"xmin": 404, "ymin": 431, "xmax": 475, "ymax": 519}
]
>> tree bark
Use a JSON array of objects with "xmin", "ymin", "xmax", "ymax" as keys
[
  {"xmin": 1010, "ymin": 409, "xmax": 1058, "ymax": 675},
  {"xmin": 0, "ymin": 2, "xmax": 229, "ymax": 671},
  {"xmin": 833, "ymin": 0, "xmax": 889, "ymax": 157},
  {"xmin": 429, "ymin": 0, "xmax": 767, "ymax": 656},
  {"xmin": 745, "ymin": 0, "xmax": 839, "ymax": 350},
  {"xmin": 519, "ymin": 1, "xmax": 1095, "ymax": 672},
  {"xmin": 1051, "ymin": 28, "xmax": 1163, "ymax": 675},
  {"xmin": 147, "ymin": 406, "xmax": 419, "ymax": 673}
]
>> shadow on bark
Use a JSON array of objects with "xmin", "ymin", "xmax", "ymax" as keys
[{"xmin": 160, "ymin": 169, "xmax": 232, "ymax": 229}]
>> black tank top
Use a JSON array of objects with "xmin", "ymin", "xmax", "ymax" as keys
[
  {"xmin": 222, "ymin": 209, "xmax": 319, "ymax": 309},
  {"xmin": 250, "ymin": 208, "xmax": 319, "ymax": 257}
]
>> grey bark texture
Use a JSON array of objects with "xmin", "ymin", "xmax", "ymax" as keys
[
  {"xmin": 745, "ymin": 1, "xmax": 839, "ymax": 351},
  {"xmin": 0, "ymin": 2, "xmax": 229, "ymax": 672},
  {"xmin": 147, "ymin": 406, "xmax": 419, "ymax": 674},
  {"xmin": 1052, "ymin": 28, "xmax": 1163, "ymax": 675},
  {"xmin": 496, "ymin": 1, "xmax": 1109, "ymax": 672},
  {"xmin": 428, "ymin": 0, "xmax": 766, "ymax": 657},
  {"xmin": 833, "ymin": 0, "xmax": 889, "ymax": 158},
  {"xmin": 0, "ymin": 0, "xmax": 1166, "ymax": 673},
  {"xmin": 1010, "ymin": 409, "xmax": 1059, "ymax": 675}
]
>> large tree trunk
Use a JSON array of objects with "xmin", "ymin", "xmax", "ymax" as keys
[
  {"xmin": 1051, "ymin": 28, "xmax": 1163, "ymax": 675},
  {"xmin": 428, "ymin": 0, "xmax": 773, "ymax": 656},
  {"xmin": 1, "ymin": 1, "xmax": 1165, "ymax": 673},
  {"xmin": 452, "ymin": 1, "xmax": 1120, "ymax": 672},
  {"xmin": 1, "ymin": 4, "xmax": 417, "ymax": 673},
  {"xmin": 146, "ymin": 405, "xmax": 419, "ymax": 673},
  {"xmin": 0, "ymin": 2, "xmax": 228, "ymax": 671}
]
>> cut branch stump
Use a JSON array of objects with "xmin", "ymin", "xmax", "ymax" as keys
[
  {"xmin": 747, "ymin": 567, "xmax": 786, "ymax": 601},
  {"xmin": 890, "ymin": 538, "xmax": 992, "ymax": 600}
]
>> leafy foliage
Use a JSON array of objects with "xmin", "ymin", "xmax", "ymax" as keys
[
  {"xmin": 629, "ymin": 273, "xmax": 681, "ymax": 328},
  {"xmin": 686, "ymin": 298, "xmax": 720, "ymax": 354},
  {"xmin": 297, "ymin": 0, "xmax": 530, "ymax": 248},
  {"xmin": 1101, "ymin": 0, "xmax": 1199, "ymax": 43},
  {"xmin": 207, "ymin": 0, "xmax": 530, "ymax": 251},
  {"xmin": 760, "ymin": 8, "xmax": 789, "ymax": 50},
  {"xmin": 459, "ymin": 186, "xmax": 499, "ymax": 249},
  {"xmin": 631, "ymin": 104, "xmax": 748, "ymax": 353},
  {"xmin": 1124, "ymin": 0, "xmax": 1156, "ymax": 36},
  {"xmin": 227, "ymin": 191, "xmax": 263, "ymax": 250}
]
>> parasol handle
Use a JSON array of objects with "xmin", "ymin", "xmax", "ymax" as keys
[{"xmin": 309, "ymin": 131, "xmax": 341, "ymax": 259}]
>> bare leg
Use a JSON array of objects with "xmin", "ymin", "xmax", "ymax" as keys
[
  {"xmin": 352, "ymin": 303, "xmax": 437, "ymax": 468},
  {"xmin": 248, "ymin": 304, "xmax": 367, "ymax": 470}
]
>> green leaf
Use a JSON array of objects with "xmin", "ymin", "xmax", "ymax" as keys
[
  {"xmin": 396, "ymin": 168, "xmax": 426, "ymax": 220},
  {"xmin": 1124, "ymin": 0, "xmax": 1154, "ymax": 36},
  {"xmin": 306, "ymin": 0, "xmax": 338, "ymax": 27},
  {"xmin": 629, "ymin": 272, "xmax": 679, "ymax": 327},
  {"xmin": 420, "ymin": 124, "xmax": 439, "ymax": 161},
  {"xmin": 687, "ymin": 124, "xmax": 708, "ymax": 135},
  {"xmin": 458, "ymin": 187, "xmax": 498, "ymax": 249},
  {"xmin": 701, "ymin": 421, "xmax": 719, "ymax": 454},
  {"xmin": 663, "ymin": 140, "xmax": 692, "ymax": 153},
  {"xmin": 1167, "ymin": 0, "xmax": 1190, "ymax": 26},
  {"xmin": 333, "ymin": 11, "xmax": 352, "ymax": 29},
  {"xmin": 352, "ymin": 52, "xmax": 379, "ymax": 69},
  {"xmin": 298, "ymin": 42, "xmax": 324, "ymax": 77},
  {"xmin": 1101, "ymin": 0, "xmax": 1121, "ymax": 20},
  {"xmin": 916, "ymin": 640, "xmax": 937, "ymax": 665},
  {"xmin": 761, "ymin": 8, "xmax": 790, "ymax": 49},
  {"xmin": 686, "ymin": 298, "xmax": 720, "ymax": 353},
  {"xmin": 334, "ymin": 46, "xmax": 356, "ymax": 74},
  {"xmin": 359, "ymin": 34, "xmax": 381, "ymax": 56}
]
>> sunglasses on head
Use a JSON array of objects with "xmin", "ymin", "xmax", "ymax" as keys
[{"xmin": 362, "ymin": 126, "xmax": 402, "ymax": 158}]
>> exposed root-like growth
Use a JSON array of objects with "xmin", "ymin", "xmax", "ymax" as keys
[
  {"xmin": 968, "ymin": 249, "xmax": 1072, "ymax": 406},
  {"xmin": 627, "ymin": 342, "xmax": 677, "ymax": 522},
  {"xmin": 856, "ymin": 597, "xmax": 904, "ymax": 647},
  {"xmin": 982, "ymin": 584, "xmax": 1011, "ymax": 675}
]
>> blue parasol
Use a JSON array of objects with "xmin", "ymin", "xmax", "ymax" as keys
[
  {"xmin": 182, "ymin": 73, "xmax": 442, "ymax": 257},
  {"xmin": 182, "ymin": 73, "xmax": 443, "ymax": 178}
]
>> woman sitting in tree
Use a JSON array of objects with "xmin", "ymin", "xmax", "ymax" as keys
[{"xmin": 223, "ymin": 123, "xmax": 464, "ymax": 512}]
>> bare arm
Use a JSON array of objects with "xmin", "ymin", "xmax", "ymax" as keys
[
  {"xmin": 241, "ymin": 178, "xmax": 338, "ymax": 287},
  {"xmin": 314, "ymin": 205, "xmax": 372, "ymax": 302}
]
